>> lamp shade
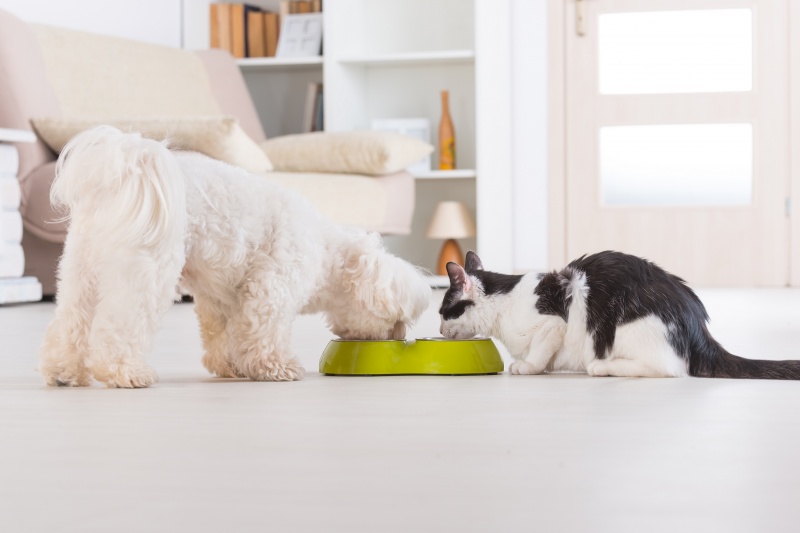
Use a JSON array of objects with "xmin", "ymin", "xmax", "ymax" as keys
[{"xmin": 426, "ymin": 201, "xmax": 476, "ymax": 239}]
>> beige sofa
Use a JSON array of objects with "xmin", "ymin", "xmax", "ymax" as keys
[{"xmin": 0, "ymin": 9, "xmax": 415, "ymax": 294}]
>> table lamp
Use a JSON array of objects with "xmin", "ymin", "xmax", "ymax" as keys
[{"xmin": 426, "ymin": 201, "xmax": 476, "ymax": 275}]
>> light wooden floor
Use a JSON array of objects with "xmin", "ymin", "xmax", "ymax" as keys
[{"xmin": 2, "ymin": 289, "xmax": 800, "ymax": 533}]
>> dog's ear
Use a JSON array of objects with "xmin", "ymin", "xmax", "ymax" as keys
[
  {"xmin": 464, "ymin": 251, "xmax": 483, "ymax": 273},
  {"xmin": 446, "ymin": 262, "xmax": 472, "ymax": 292}
]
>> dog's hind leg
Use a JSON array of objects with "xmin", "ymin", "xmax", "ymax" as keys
[
  {"xmin": 227, "ymin": 271, "xmax": 305, "ymax": 382},
  {"xmin": 87, "ymin": 250, "xmax": 183, "ymax": 388},
  {"xmin": 39, "ymin": 233, "xmax": 97, "ymax": 387},
  {"xmin": 195, "ymin": 295, "xmax": 240, "ymax": 378}
]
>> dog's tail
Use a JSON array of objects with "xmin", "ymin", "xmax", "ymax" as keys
[{"xmin": 51, "ymin": 125, "xmax": 185, "ymax": 248}]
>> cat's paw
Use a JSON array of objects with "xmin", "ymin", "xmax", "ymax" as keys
[
  {"xmin": 586, "ymin": 360, "xmax": 609, "ymax": 377},
  {"xmin": 509, "ymin": 360, "xmax": 538, "ymax": 375}
]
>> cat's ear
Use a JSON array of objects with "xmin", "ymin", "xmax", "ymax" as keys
[
  {"xmin": 446, "ymin": 262, "xmax": 472, "ymax": 292},
  {"xmin": 465, "ymin": 251, "xmax": 483, "ymax": 273}
]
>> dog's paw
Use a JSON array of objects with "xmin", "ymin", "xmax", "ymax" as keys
[
  {"xmin": 39, "ymin": 351, "xmax": 92, "ymax": 387},
  {"xmin": 96, "ymin": 364, "xmax": 159, "ymax": 389},
  {"xmin": 39, "ymin": 362, "xmax": 93, "ymax": 387},
  {"xmin": 202, "ymin": 352, "xmax": 243, "ymax": 378},
  {"xmin": 509, "ymin": 360, "xmax": 538, "ymax": 375},
  {"xmin": 244, "ymin": 357, "xmax": 305, "ymax": 382}
]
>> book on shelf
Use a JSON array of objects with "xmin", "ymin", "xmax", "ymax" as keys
[
  {"xmin": 210, "ymin": 2, "xmax": 322, "ymax": 58},
  {"xmin": 209, "ymin": 3, "xmax": 233, "ymax": 53},
  {"xmin": 0, "ymin": 243, "xmax": 24, "ymax": 278},
  {"xmin": 313, "ymin": 88, "xmax": 324, "ymax": 132},
  {"xmin": 0, "ymin": 144, "xmax": 19, "ymax": 175},
  {"xmin": 264, "ymin": 12, "xmax": 280, "ymax": 57},
  {"xmin": 230, "ymin": 4, "xmax": 246, "ymax": 58},
  {"xmin": 234, "ymin": 4, "xmax": 264, "ymax": 58},
  {"xmin": 302, "ymin": 82, "xmax": 323, "ymax": 133},
  {"xmin": 284, "ymin": 1, "xmax": 321, "ymax": 16},
  {"xmin": 0, "ymin": 276, "xmax": 42, "ymax": 305},
  {"xmin": 280, "ymin": 0, "xmax": 292, "ymax": 24},
  {"xmin": 247, "ymin": 9, "xmax": 266, "ymax": 57}
]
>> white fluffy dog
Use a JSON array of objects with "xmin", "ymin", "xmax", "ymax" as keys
[{"xmin": 39, "ymin": 126, "xmax": 431, "ymax": 388}]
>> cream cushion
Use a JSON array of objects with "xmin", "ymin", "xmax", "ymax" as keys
[
  {"xmin": 261, "ymin": 131, "xmax": 433, "ymax": 176},
  {"xmin": 31, "ymin": 116, "xmax": 273, "ymax": 174}
]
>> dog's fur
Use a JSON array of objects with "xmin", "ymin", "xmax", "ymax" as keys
[{"xmin": 38, "ymin": 126, "xmax": 431, "ymax": 388}]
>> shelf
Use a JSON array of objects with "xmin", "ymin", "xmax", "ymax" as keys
[
  {"xmin": 236, "ymin": 56, "xmax": 323, "ymax": 70},
  {"xmin": 338, "ymin": 50, "xmax": 475, "ymax": 67},
  {"xmin": 412, "ymin": 169, "xmax": 476, "ymax": 180},
  {"xmin": 427, "ymin": 275, "xmax": 451, "ymax": 289}
]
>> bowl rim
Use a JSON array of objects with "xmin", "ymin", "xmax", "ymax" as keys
[
  {"xmin": 327, "ymin": 339, "xmax": 406, "ymax": 343},
  {"xmin": 327, "ymin": 337, "xmax": 492, "ymax": 343}
]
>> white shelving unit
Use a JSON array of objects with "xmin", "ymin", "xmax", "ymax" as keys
[
  {"xmin": 337, "ymin": 49, "xmax": 475, "ymax": 67},
  {"xmin": 412, "ymin": 170, "xmax": 477, "ymax": 180},
  {"xmin": 323, "ymin": 0, "xmax": 478, "ymax": 270},
  {"xmin": 188, "ymin": 0, "xmax": 517, "ymax": 273}
]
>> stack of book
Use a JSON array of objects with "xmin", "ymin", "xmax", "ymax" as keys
[
  {"xmin": 210, "ymin": 1, "xmax": 322, "ymax": 59},
  {"xmin": 0, "ymin": 128, "xmax": 42, "ymax": 305},
  {"xmin": 303, "ymin": 82, "xmax": 324, "ymax": 133}
]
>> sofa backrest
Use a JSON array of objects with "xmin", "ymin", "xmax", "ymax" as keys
[
  {"xmin": 32, "ymin": 24, "xmax": 221, "ymax": 118},
  {"xmin": 0, "ymin": 7, "xmax": 267, "ymax": 182}
]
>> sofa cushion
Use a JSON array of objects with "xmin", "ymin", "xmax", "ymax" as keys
[
  {"xmin": 31, "ymin": 116, "xmax": 273, "ymax": 173},
  {"xmin": 261, "ymin": 131, "xmax": 433, "ymax": 176},
  {"xmin": 266, "ymin": 171, "xmax": 415, "ymax": 234}
]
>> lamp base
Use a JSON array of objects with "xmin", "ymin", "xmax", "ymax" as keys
[{"xmin": 436, "ymin": 239, "xmax": 463, "ymax": 276}]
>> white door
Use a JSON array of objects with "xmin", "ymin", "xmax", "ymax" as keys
[{"xmin": 565, "ymin": 0, "xmax": 789, "ymax": 286}]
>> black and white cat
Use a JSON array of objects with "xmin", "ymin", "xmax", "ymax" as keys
[{"xmin": 439, "ymin": 250, "xmax": 800, "ymax": 379}]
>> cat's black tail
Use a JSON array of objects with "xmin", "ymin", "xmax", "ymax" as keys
[
  {"xmin": 696, "ymin": 351, "xmax": 800, "ymax": 380},
  {"xmin": 690, "ymin": 325, "xmax": 800, "ymax": 380}
]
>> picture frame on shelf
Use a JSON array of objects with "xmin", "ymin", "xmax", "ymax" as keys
[
  {"xmin": 371, "ymin": 118, "xmax": 431, "ymax": 174},
  {"xmin": 275, "ymin": 13, "xmax": 323, "ymax": 58}
]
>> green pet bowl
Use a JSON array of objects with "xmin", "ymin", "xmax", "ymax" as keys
[{"xmin": 319, "ymin": 338, "xmax": 504, "ymax": 376}]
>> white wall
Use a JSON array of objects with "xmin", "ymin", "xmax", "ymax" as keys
[
  {"xmin": 475, "ymin": 0, "xmax": 549, "ymax": 274},
  {"xmin": 0, "ymin": 0, "xmax": 182, "ymax": 47},
  {"xmin": 511, "ymin": 0, "xmax": 548, "ymax": 273}
]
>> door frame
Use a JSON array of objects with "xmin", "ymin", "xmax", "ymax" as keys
[
  {"xmin": 790, "ymin": 2, "xmax": 800, "ymax": 285},
  {"xmin": 547, "ymin": 0, "xmax": 567, "ymax": 270},
  {"xmin": 549, "ymin": 0, "xmax": 800, "ymax": 285}
]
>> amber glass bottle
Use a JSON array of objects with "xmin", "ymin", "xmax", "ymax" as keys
[{"xmin": 438, "ymin": 90, "xmax": 456, "ymax": 170}]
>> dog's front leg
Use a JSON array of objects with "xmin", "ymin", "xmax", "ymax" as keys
[{"xmin": 227, "ymin": 277, "xmax": 305, "ymax": 382}]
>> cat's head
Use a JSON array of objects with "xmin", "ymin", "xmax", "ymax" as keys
[{"xmin": 438, "ymin": 251, "xmax": 492, "ymax": 339}]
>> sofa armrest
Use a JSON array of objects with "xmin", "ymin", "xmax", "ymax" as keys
[{"xmin": 19, "ymin": 161, "xmax": 66, "ymax": 243}]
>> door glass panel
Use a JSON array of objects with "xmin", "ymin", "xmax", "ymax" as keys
[
  {"xmin": 600, "ymin": 124, "xmax": 753, "ymax": 206},
  {"xmin": 598, "ymin": 9, "xmax": 752, "ymax": 94}
]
